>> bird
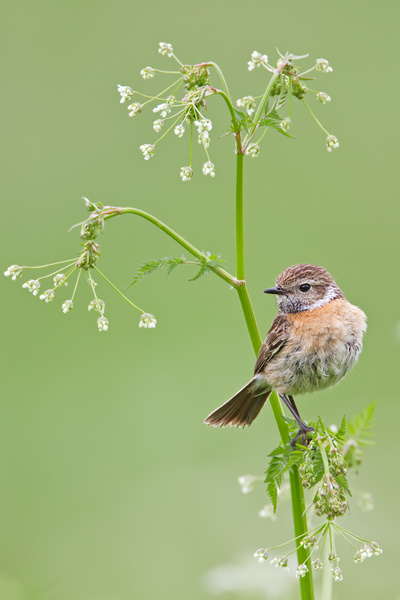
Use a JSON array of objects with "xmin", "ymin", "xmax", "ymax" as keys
[{"xmin": 204, "ymin": 264, "xmax": 367, "ymax": 443}]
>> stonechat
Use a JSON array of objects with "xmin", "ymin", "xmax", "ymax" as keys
[{"xmin": 204, "ymin": 264, "xmax": 367, "ymax": 441}]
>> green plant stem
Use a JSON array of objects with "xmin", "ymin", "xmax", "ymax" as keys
[
  {"xmin": 233, "ymin": 148, "xmax": 314, "ymax": 600},
  {"xmin": 322, "ymin": 528, "xmax": 333, "ymax": 600},
  {"xmin": 102, "ymin": 207, "xmax": 237, "ymax": 287}
]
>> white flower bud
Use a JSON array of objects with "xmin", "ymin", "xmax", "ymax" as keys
[{"xmin": 139, "ymin": 313, "xmax": 157, "ymax": 328}]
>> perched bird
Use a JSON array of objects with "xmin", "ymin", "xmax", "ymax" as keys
[{"xmin": 204, "ymin": 264, "xmax": 367, "ymax": 442}]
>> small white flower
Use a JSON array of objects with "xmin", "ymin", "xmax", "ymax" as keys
[
  {"xmin": 236, "ymin": 96, "xmax": 256, "ymax": 116},
  {"xmin": 180, "ymin": 166, "xmax": 193, "ymax": 182},
  {"xmin": 117, "ymin": 85, "xmax": 134, "ymax": 104},
  {"xmin": 280, "ymin": 118, "xmax": 292, "ymax": 132},
  {"xmin": 331, "ymin": 567, "xmax": 343, "ymax": 582},
  {"xmin": 270, "ymin": 556, "xmax": 289, "ymax": 571},
  {"xmin": 312, "ymin": 559, "xmax": 323, "ymax": 570},
  {"xmin": 88, "ymin": 299, "xmax": 105, "ymax": 313},
  {"xmin": 316, "ymin": 91, "xmax": 331, "ymax": 104},
  {"xmin": 4, "ymin": 265, "xmax": 23, "ymax": 280},
  {"xmin": 248, "ymin": 51, "xmax": 269, "ymax": 71},
  {"xmin": 245, "ymin": 143, "xmax": 260, "ymax": 158},
  {"xmin": 139, "ymin": 313, "xmax": 157, "ymax": 328},
  {"xmin": 97, "ymin": 316, "xmax": 109, "ymax": 331},
  {"xmin": 198, "ymin": 131, "xmax": 210, "ymax": 148},
  {"xmin": 316, "ymin": 58, "xmax": 333, "ymax": 73},
  {"xmin": 258, "ymin": 504, "xmax": 277, "ymax": 521},
  {"xmin": 300, "ymin": 536, "xmax": 318, "ymax": 550},
  {"xmin": 326, "ymin": 134, "xmax": 339, "ymax": 152},
  {"xmin": 238, "ymin": 475, "xmax": 256, "ymax": 494},
  {"xmin": 159, "ymin": 42, "xmax": 173, "ymax": 57},
  {"xmin": 153, "ymin": 119, "xmax": 164, "ymax": 132},
  {"xmin": 194, "ymin": 118, "xmax": 212, "ymax": 133},
  {"xmin": 39, "ymin": 289, "xmax": 55, "ymax": 303},
  {"xmin": 254, "ymin": 548, "xmax": 268, "ymax": 563},
  {"xmin": 354, "ymin": 549, "xmax": 367, "ymax": 563},
  {"xmin": 174, "ymin": 124, "xmax": 185, "ymax": 138},
  {"xmin": 370, "ymin": 542, "xmax": 383, "ymax": 556},
  {"xmin": 140, "ymin": 66, "xmax": 155, "ymax": 80},
  {"xmin": 153, "ymin": 102, "xmax": 171, "ymax": 118},
  {"xmin": 296, "ymin": 564, "xmax": 309, "ymax": 578},
  {"xmin": 53, "ymin": 273, "xmax": 68, "ymax": 288},
  {"xmin": 127, "ymin": 103, "xmax": 142, "ymax": 117},
  {"xmin": 140, "ymin": 144, "xmax": 155, "ymax": 160},
  {"xmin": 62, "ymin": 300, "xmax": 73, "ymax": 313},
  {"xmin": 22, "ymin": 279, "xmax": 40, "ymax": 296},
  {"xmin": 202, "ymin": 161, "xmax": 215, "ymax": 177}
]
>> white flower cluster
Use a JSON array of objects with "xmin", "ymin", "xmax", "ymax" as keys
[
  {"xmin": 88, "ymin": 299, "xmax": 105, "ymax": 313},
  {"xmin": 300, "ymin": 536, "xmax": 318, "ymax": 550},
  {"xmin": 280, "ymin": 118, "xmax": 292, "ymax": 132},
  {"xmin": 202, "ymin": 161, "xmax": 215, "ymax": 177},
  {"xmin": 140, "ymin": 67, "xmax": 155, "ymax": 80},
  {"xmin": 153, "ymin": 103, "xmax": 171, "ymax": 118},
  {"xmin": 153, "ymin": 119, "xmax": 164, "ymax": 132},
  {"xmin": 180, "ymin": 166, "xmax": 193, "ymax": 182},
  {"xmin": 253, "ymin": 548, "xmax": 268, "ymax": 563},
  {"xmin": 139, "ymin": 313, "xmax": 157, "ymax": 328},
  {"xmin": 238, "ymin": 474, "xmax": 256, "ymax": 494},
  {"xmin": 159, "ymin": 42, "xmax": 173, "ymax": 57},
  {"xmin": 53, "ymin": 273, "xmax": 68, "ymax": 287},
  {"xmin": 62, "ymin": 299, "xmax": 73, "ymax": 313},
  {"xmin": 258, "ymin": 504, "xmax": 277, "ymax": 521},
  {"xmin": 97, "ymin": 316, "xmax": 109, "ymax": 331},
  {"xmin": 316, "ymin": 92, "xmax": 331, "ymax": 104},
  {"xmin": 245, "ymin": 143, "xmax": 260, "ymax": 158},
  {"xmin": 117, "ymin": 85, "xmax": 134, "ymax": 104},
  {"xmin": 312, "ymin": 559, "xmax": 323, "ymax": 570},
  {"xmin": 326, "ymin": 134, "xmax": 339, "ymax": 152},
  {"xmin": 331, "ymin": 567, "xmax": 343, "ymax": 582},
  {"xmin": 237, "ymin": 96, "xmax": 256, "ymax": 116},
  {"xmin": 270, "ymin": 556, "xmax": 289, "ymax": 571},
  {"xmin": 316, "ymin": 58, "xmax": 333, "ymax": 73},
  {"xmin": 22, "ymin": 279, "xmax": 40, "ymax": 295},
  {"xmin": 354, "ymin": 542, "xmax": 382, "ymax": 563},
  {"xmin": 174, "ymin": 124, "xmax": 185, "ymax": 138},
  {"xmin": 128, "ymin": 103, "xmax": 142, "ymax": 117},
  {"xmin": 195, "ymin": 119, "xmax": 212, "ymax": 148},
  {"xmin": 296, "ymin": 564, "xmax": 309, "ymax": 579},
  {"xmin": 248, "ymin": 51, "xmax": 269, "ymax": 71},
  {"xmin": 140, "ymin": 144, "xmax": 155, "ymax": 160},
  {"xmin": 4, "ymin": 265, "xmax": 23, "ymax": 280},
  {"xmin": 39, "ymin": 289, "xmax": 55, "ymax": 303}
]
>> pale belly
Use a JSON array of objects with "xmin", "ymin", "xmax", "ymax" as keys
[{"xmin": 263, "ymin": 337, "xmax": 363, "ymax": 397}]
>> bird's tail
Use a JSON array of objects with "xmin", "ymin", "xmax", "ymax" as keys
[{"xmin": 204, "ymin": 378, "xmax": 271, "ymax": 428}]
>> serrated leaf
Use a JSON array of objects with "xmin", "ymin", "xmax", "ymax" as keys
[
  {"xmin": 347, "ymin": 402, "xmax": 376, "ymax": 446},
  {"xmin": 267, "ymin": 480, "xmax": 278, "ymax": 512},
  {"xmin": 335, "ymin": 474, "xmax": 352, "ymax": 496},
  {"xmin": 335, "ymin": 416, "xmax": 347, "ymax": 445},
  {"xmin": 189, "ymin": 262, "xmax": 210, "ymax": 281},
  {"xmin": 127, "ymin": 256, "xmax": 185, "ymax": 288}
]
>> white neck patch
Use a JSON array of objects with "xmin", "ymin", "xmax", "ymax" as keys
[{"xmin": 308, "ymin": 286, "xmax": 339, "ymax": 311}]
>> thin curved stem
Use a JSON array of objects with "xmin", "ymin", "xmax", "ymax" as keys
[{"xmin": 101, "ymin": 207, "xmax": 238, "ymax": 288}]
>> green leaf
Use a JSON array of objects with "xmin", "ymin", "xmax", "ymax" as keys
[
  {"xmin": 127, "ymin": 256, "xmax": 185, "ymax": 288},
  {"xmin": 335, "ymin": 474, "xmax": 352, "ymax": 496},
  {"xmin": 347, "ymin": 402, "xmax": 376, "ymax": 446},
  {"xmin": 267, "ymin": 480, "xmax": 278, "ymax": 511},
  {"xmin": 335, "ymin": 416, "xmax": 347, "ymax": 446}
]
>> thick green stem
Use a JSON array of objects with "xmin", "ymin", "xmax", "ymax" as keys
[
  {"xmin": 234, "ymin": 148, "xmax": 314, "ymax": 600},
  {"xmin": 236, "ymin": 153, "xmax": 245, "ymax": 280}
]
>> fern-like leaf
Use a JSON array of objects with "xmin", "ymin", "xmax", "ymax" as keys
[{"xmin": 347, "ymin": 402, "xmax": 376, "ymax": 446}]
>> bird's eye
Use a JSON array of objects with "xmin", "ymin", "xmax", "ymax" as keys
[{"xmin": 299, "ymin": 283, "xmax": 311, "ymax": 292}]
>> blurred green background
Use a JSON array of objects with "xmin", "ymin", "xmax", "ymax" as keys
[{"xmin": 1, "ymin": 0, "xmax": 399, "ymax": 598}]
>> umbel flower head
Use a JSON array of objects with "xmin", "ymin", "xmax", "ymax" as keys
[{"xmin": 5, "ymin": 199, "xmax": 157, "ymax": 334}]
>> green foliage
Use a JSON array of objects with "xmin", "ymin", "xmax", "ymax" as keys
[
  {"xmin": 265, "ymin": 444, "xmax": 304, "ymax": 511},
  {"xmin": 347, "ymin": 402, "xmax": 376, "ymax": 446},
  {"xmin": 128, "ymin": 252, "xmax": 226, "ymax": 287}
]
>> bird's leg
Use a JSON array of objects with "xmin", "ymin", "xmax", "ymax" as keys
[{"xmin": 280, "ymin": 394, "xmax": 314, "ymax": 447}]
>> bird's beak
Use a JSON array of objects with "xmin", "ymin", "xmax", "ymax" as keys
[{"xmin": 263, "ymin": 286, "xmax": 286, "ymax": 295}]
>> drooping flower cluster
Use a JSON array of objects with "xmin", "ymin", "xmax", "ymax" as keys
[
  {"xmin": 238, "ymin": 474, "xmax": 256, "ymax": 494},
  {"xmin": 4, "ymin": 199, "xmax": 156, "ymax": 333}
]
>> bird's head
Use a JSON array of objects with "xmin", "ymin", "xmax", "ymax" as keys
[{"xmin": 264, "ymin": 264, "xmax": 344, "ymax": 313}]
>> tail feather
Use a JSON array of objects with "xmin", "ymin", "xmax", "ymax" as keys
[{"xmin": 204, "ymin": 379, "xmax": 271, "ymax": 428}]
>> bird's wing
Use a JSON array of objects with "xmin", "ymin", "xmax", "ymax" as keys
[{"xmin": 254, "ymin": 312, "xmax": 290, "ymax": 375}]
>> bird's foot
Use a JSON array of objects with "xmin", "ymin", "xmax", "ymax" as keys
[{"xmin": 291, "ymin": 425, "xmax": 315, "ymax": 449}]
